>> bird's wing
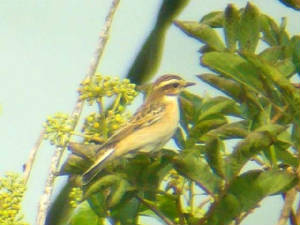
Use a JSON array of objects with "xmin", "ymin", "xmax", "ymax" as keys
[
  {"xmin": 82, "ymin": 103, "xmax": 166, "ymax": 184},
  {"xmin": 102, "ymin": 102, "xmax": 166, "ymax": 147}
]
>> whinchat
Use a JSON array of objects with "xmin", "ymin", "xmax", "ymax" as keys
[{"xmin": 82, "ymin": 74, "xmax": 195, "ymax": 184}]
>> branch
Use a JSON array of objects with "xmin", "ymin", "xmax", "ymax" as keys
[
  {"xmin": 296, "ymin": 199, "xmax": 300, "ymax": 224},
  {"xmin": 136, "ymin": 195, "xmax": 177, "ymax": 225},
  {"xmin": 23, "ymin": 130, "xmax": 45, "ymax": 185},
  {"xmin": 36, "ymin": 1, "xmax": 120, "ymax": 225},
  {"xmin": 276, "ymin": 188, "xmax": 297, "ymax": 225},
  {"xmin": 189, "ymin": 181, "xmax": 195, "ymax": 215}
]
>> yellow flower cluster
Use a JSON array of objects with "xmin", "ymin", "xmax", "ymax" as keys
[
  {"xmin": 69, "ymin": 187, "xmax": 83, "ymax": 208},
  {"xmin": 83, "ymin": 111, "xmax": 129, "ymax": 142},
  {"xmin": 0, "ymin": 173, "xmax": 29, "ymax": 225},
  {"xmin": 43, "ymin": 75, "xmax": 137, "ymax": 147},
  {"xmin": 78, "ymin": 75, "xmax": 137, "ymax": 105},
  {"xmin": 43, "ymin": 113, "xmax": 75, "ymax": 147}
]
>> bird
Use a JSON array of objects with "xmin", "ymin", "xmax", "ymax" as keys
[{"xmin": 82, "ymin": 74, "xmax": 195, "ymax": 184}]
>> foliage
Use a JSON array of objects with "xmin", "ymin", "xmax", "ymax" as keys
[
  {"xmin": 0, "ymin": 173, "xmax": 29, "ymax": 225},
  {"xmin": 47, "ymin": 2, "xmax": 300, "ymax": 225}
]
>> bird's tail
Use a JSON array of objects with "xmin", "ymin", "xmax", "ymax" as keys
[{"xmin": 82, "ymin": 148, "xmax": 115, "ymax": 185}]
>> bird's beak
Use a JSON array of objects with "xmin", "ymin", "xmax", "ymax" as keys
[{"xmin": 184, "ymin": 81, "xmax": 196, "ymax": 87}]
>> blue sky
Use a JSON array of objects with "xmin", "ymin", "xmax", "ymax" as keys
[{"xmin": 0, "ymin": 0, "xmax": 299, "ymax": 224}]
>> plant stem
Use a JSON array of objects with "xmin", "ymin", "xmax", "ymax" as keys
[
  {"xmin": 277, "ymin": 188, "xmax": 297, "ymax": 225},
  {"xmin": 36, "ymin": 1, "xmax": 121, "ymax": 224},
  {"xmin": 189, "ymin": 181, "xmax": 195, "ymax": 215},
  {"xmin": 271, "ymin": 105, "xmax": 288, "ymax": 123},
  {"xmin": 23, "ymin": 129, "xmax": 45, "ymax": 185},
  {"xmin": 97, "ymin": 97, "xmax": 104, "ymax": 114},
  {"xmin": 112, "ymin": 94, "xmax": 122, "ymax": 112},
  {"xmin": 269, "ymin": 145, "xmax": 277, "ymax": 168},
  {"xmin": 176, "ymin": 194, "xmax": 185, "ymax": 225}
]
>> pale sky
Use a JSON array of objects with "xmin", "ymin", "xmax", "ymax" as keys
[{"xmin": 0, "ymin": 0, "xmax": 299, "ymax": 224}]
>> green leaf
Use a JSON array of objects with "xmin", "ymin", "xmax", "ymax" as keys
[
  {"xmin": 260, "ymin": 14, "xmax": 290, "ymax": 47},
  {"xmin": 260, "ymin": 14, "xmax": 280, "ymax": 46},
  {"xmin": 173, "ymin": 149, "xmax": 222, "ymax": 194},
  {"xmin": 198, "ymin": 96, "xmax": 240, "ymax": 121},
  {"xmin": 263, "ymin": 144, "xmax": 298, "ymax": 167},
  {"xmin": 291, "ymin": 35, "xmax": 300, "ymax": 74},
  {"xmin": 243, "ymin": 52, "xmax": 296, "ymax": 99},
  {"xmin": 201, "ymin": 52, "xmax": 265, "ymax": 95},
  {"xmin": 180, "ymin": 91, "xmax": 203, "ymax": 127},
  {"xmin": 175, "ymin": 21, "xmax": 226, "ymax": 51},
  {"xmin": 157, "ymin": 193, "xmax": 178, "ymax": 220},
  {"xmin": 200, "ymin": 120, "xmax": 249, "ymax": 142},
  {"xmin": 205, "ymin": 138, "xmax": 225, "ymax": 178},
  {"xmin": 255, "ymin": 124, "xmax": 287, "ymax": 136},
  {"xmin": 197, "ymin": 74, "xmax": 242, "ymax": 101},
  {"xmin": 190, "ymin": 115, "xmax": 227, "ymax": 141},
  {"xmin": 278, "ymin": 0, "xmax": 300, "ymax": 11},
  {"xmin": 88, "ymin": 193, "xmax": 107, "ymax": 218},
  {"xmin": 200, "ymin": 11, "xmax": 224, "ymax": 27},
  {"xmin": 205, "ymin": 169, "xmax": 297, "ymax": 225},
  {"xmin": 292, "ymin": 122, "xmax": 300, "ymax": 149},
  {"xmin": 224, "ymin": 4, "xmax": 240, "ymax": 51},
  {"xmin": 226, "ymin": 124, "xmax": 286, "ymax": 178},
  {"xmin": 111, "ymin": 193, "xmax": 140, "ymax": 225},
  {"xmin": 259, "ymin": 46, "xmax": 285, "ymax": 64},
  {"xmin": 173, "ymin": 128, "xmax": 185, "ymax": 149},
  {"xmin": 238, "ymin": 2, "xmax": 260, "ymax": 52},
  {"xmin": 108, "ymin": 178, "xmax": 130, "ymax": 207},
  {"xmin": 140, "ymin": 155, "xmax": 173, "ymax": 190},
  {"xmin": 275, "ymin": 58, "xmax": 296, "ymax": 78},
  {"xmin": 84, "ymin": 174, "xmax": 121, "ymax": 199},
  {"xmin": 69, "ymin": 201, "xmax": 103, "ymax": 225}
]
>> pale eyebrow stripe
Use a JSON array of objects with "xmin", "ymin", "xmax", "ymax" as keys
[{"xmin": 157, "ymin": 79, "xmax": 181, "ymax": 88}]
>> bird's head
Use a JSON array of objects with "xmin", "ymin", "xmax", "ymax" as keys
[{"xmin": 151, "ymin": 74, "xmax": 195, "ymax": 97}]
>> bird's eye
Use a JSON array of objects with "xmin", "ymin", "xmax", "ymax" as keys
[{"xmin": 172, "ymin": 83, "xmax": 179, "ymax": 88}]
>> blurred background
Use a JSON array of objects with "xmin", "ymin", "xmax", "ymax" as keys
[{"xmin": 0, "ymin": 0, "xmax": 299, "ymax": 224}]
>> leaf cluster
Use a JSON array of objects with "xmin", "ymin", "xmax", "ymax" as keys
[{"xmin": 47, "ymin": 2, "xmax": 300, "ymax": 225}]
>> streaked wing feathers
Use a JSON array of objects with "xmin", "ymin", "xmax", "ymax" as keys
[{"xmin": 103, "ymin": 103, "xmax": 166, "ymax": 147}]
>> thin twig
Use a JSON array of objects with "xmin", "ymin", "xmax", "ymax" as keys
[
  {"xmin": 289, "ymin": 209, "xmax": 298, "ymax": 225},
  {"xmin": 277, "ymin": 188, "xmax": 297, "ymax": 225},
  {"xmin": 23, "ymin": 130, "xmax": 45, "ymax": 185},
  {"xmin": 176, "ymin": 192, "xmax": 185, "ymax": 225},
  {"xmin": 295, "ymin": 147, "xmax": 300, "ymax": 224},
  {"xmin": 271, "ymin": 105, "xmax": 288, "ymax": 123},
  {"xmin": 36, "ymin": 1, "xmax": 120, "ymax": 225},
  {"xmin": 197, "ymin": 197, "xmax": 211, "ymax": 210},
  {"xmin": 136, "ymin": 195, "xmax": 176, "ymax": 225},
  {"xmin": 189, "ymin": 181, "xmax": 195, "ymax": 215},
  {"xmin": 296, "ymin": 200, "xmax": 300, "ymax": 225}
]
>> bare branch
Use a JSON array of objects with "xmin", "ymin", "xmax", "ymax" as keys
[
  {"xmin": 23, "ymin": 130, "xmax": 45, "ymax": 185},
  {"xmin": 36, "ymin": 1, "xmax": 120, "ymax": 224},
  {"xmin": 277, "ymin": 188, "xmax": 297, "ymax": 225},
  {"xmin": 295, "ymin": 199, "xmax": 300, "ymax": 225}
]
